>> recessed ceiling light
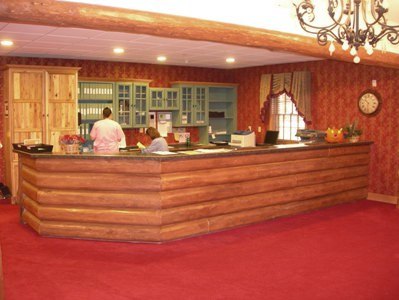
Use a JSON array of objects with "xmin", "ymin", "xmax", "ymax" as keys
[
  {"xmin": 157, "ymin": 55, "xmax": 167, "ymax": 62},
  {"xmin": 113, "ymin": 47, "xmax": 124, "ymax": 54},
  {"xmin": 1, "ymin": 40, "xmax": 13, "ymax": 47},
  {"xmin": 226, "ymin": 57, "xmax": 236, "ymax": 63}
]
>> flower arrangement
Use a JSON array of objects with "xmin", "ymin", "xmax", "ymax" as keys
[
  {"xmin": 59, "ymin": 134, "xmax": 85, "ymax": 145},
  {"xmin": 343, "ymin": 119, "xmax": 362, "ymax": 138},
  {"xmin": 59, "ymin": 134, "xmax": 85, "ymax": 154}
]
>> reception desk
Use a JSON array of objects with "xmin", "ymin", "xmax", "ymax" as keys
[{"xmin": 16, "ymin": 142, "xmax": 372, "ymax": 243}]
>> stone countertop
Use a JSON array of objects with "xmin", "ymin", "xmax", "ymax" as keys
[{"xmin": 14, "ymin": 141, "xmax": 373, "ymax": 161}]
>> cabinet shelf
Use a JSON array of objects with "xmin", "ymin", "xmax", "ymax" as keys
[
  {"xmin": 209, "ymin": 132, "xmax": 230, "ymax": 135},
  {"xmin": 80, "ymin": 119, "xmax": 100, "ymax": 123},
  {"xmin": 209, "ymin": 117, "xmax": 233, "ymax": 119},
  {"xmin": 78, "ymin": 81, "xmax": 114, "ymax": 101},
  {"xmin": 78, "ymin": 99, "xmax": 113, "ymax": 104},
  {"xmin": 208, "ymin": 86, "xmax": 236, "ymax": 146},
  {"xmin": 209, "ymin": 99, "xmax": 234, "ymax": 103}
]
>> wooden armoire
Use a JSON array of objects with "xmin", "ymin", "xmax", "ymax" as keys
[{"xmin": 3, "ymin": 65, "xmax": 80, "ymax": 200}]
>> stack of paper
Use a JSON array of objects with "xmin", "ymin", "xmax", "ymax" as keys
[
  {"xmin": 152, "ymin": 151, "xmax": 178, "ymax": 155},
  {"xmin": 178, "ymin": 148, "xmax": 232, "ymax": 155},
  {"xmin": 194, "ymin": 148, "xmax": 232, "ymax": 154}
]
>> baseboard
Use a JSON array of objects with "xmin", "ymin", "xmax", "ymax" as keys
[{"xmin": 367, "ymin": 193, "xmax": 398, "ymax": 205}]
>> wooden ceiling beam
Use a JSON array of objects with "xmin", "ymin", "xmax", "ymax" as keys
[{"xmin": 0, "ymin": 0, "xmax": 398, "ymax": 69}]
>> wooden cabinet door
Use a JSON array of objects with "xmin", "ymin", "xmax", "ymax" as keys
[
  {"xmin": 8, "ymin": 69, "xmax": 44, "ymax": 197},
  {"xmin": 11, "ymin": 70, "xmax": 45, "ymax": 147},
  {"xmin": 47, "ymin": 72, "xmax": 78, "ymax": 151}
]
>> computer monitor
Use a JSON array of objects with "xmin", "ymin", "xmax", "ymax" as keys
[{"xmin": 264, "ymin": 130, "xmax": 279, "ymax": 145}]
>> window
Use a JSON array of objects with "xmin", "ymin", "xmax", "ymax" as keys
[{"xmin": 270, "ymin": 93, "xmax": 305, "ymax": 141}]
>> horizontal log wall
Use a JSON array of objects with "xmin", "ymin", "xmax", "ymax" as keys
[{"xmin": 20, "ymin": 144, "xmax": 370, "ymax": 243}]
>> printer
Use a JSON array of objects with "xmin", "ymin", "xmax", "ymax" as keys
[{"xmin": 229, "ymin": 130, "xmax": 256, "ymax": 147}]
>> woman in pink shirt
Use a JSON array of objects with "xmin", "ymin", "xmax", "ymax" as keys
[{"xmin": 90, "ymin": 107, "xmax": 125, "ymax": 153}]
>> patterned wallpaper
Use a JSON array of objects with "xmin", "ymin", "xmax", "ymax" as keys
[
  {"xmin": 230, "ymin": 60, "xmax": 398, "ymax": 197},
  {"xmin": 0, "ymin": 57, "xmax": 397, "ymax": 197}
]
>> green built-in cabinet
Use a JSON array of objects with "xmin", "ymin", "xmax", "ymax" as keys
[
  {"xmin": 78, "ymin": 80, "xmax": 150, "ymax": 136},
  {"xmin": 115, "ymin": 82, "xmax": 149, "ymax": 128},
  {"xmin": 130, "ymin": 82, "xmax": 149, "ymax": 127},
  {"xmin": 208, "ymin": 86, "xmax": 237, "ymax": 142},
  {"xmin": 149, "ymin": 88, "xmax": 179, "ymax": 110},
  {"xmin": 78, "ymin": 80, "xmax": 237, "ymax": 144},
  {"xmin": 132, "ymin": 82, "xmax": 149, "ymax": 128},
  {"xmin": 78, "ymin": 81, "xmax": 115, "ymax": 140},
  {"xmin": 116, "ymin": 83, "xmax": 132, "ymax": 127},
  {"xmin": 171, "ymin": 82, "xmax": 237, "ymax": 144},
  {"xmin": 171, "ymin": 83, "xmax": 208, "ymax": 127}
]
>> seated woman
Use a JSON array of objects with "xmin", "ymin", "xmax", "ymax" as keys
[{"xmin": 141, "ymin": 127, "xmax": 169, "ymax": 153}]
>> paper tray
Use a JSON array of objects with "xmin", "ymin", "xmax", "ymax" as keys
[{"xmin": 13, "ymin": 143, "xmax": 53, "ymax": 153}]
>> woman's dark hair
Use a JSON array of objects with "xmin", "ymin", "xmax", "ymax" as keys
[
  {"xmin": 103, "ymin": 107, "xmax": 112, "ymax": 118},
  {"xmin": 146, "ymin": 127, "xmax": 161, "ymax": 139}
]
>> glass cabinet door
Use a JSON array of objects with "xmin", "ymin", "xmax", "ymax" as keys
[
  {"xmin": 134, "ymin": 84, "xmax": 148, "ymax": 127},
  {"xmin": 165, "ymin": 88, "xmax": 179, "ymax": 110},
  {"xmin": 180, "ymin": 87, "xmax": 193, "ymax": 125},
  {"xmin": 150, "ymin": 88, "xmax": 164, "ymax": 110},
  {"xmin": 117, "ymin": 83, "xmax": 132, "ymax": 127},
  {"xmin": 194, "ymin": 86, "xmax": 207, "ymax": 125}
]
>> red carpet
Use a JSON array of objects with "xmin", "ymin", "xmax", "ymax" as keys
[
  {"xmin": 0, "ymin": 242, "xmax": 4, "ymax": 300},
  {"xmin": 1, "ymin": 200, "xmax": 399, "ymax": 300}
]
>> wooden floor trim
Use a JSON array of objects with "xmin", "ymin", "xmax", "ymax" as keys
[{"xmin": 367, "ymin": 193, "xmax": 398, "ymax": 205}]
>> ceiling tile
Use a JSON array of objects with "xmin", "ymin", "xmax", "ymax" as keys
[
  {"xmin": 0, "ymin": 32, "xmax": 42, "ymax": 42},
  {"xmin": 59, "ymin": 43, "xmax": 108, "ymax": 51},
  {"xmin": 1, "ymin": 23, "xmax": 56, "ymax": 34},
  {"xmin": 36, "ymin": 35, "xmax": 87, "ymax": 44},
  {"xmin": 94, "ymin": 31, "xmax": 140, "ymax": 41},
  {"xmin": 49, "ymin": 27, "xmax": 104, "ymax": 38},
  {"xmin": 22, "ymin": 42, "xmax": 61, "ymax": 50}
]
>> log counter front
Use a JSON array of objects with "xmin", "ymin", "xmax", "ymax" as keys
[{"xmin": 15, "ymin": 142, "xmax": 372, "ymax": 243}]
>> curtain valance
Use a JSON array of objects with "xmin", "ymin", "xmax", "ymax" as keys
[{"xmin": 260, "ymin": 71, "xmax": 312, "ymax": 124}]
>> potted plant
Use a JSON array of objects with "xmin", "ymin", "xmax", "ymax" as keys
[
  {"xmin": 343, "ymin": 119, "xmax": 362, "ymax": 143},
  {"xmin": 59, "ymin": 134, "xmax": 85, "ymax": 154}
]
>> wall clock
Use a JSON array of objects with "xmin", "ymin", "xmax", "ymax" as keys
[{"xmin": 358, "ymin": 89, "xmax": 382, "ymax": 116}]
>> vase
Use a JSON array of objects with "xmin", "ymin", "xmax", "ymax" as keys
[
  {"xmin": 348, "ymin": 136, "xmax": 360, "ymax": 143},
  {"xmin": 64, "ymin": 144, "xmax": 80, "ymax": 154}
]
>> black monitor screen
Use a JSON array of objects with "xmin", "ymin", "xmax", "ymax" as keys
[{"xmin": 264, "ymin": 130, "xmax": 279, "ymax": 144}]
